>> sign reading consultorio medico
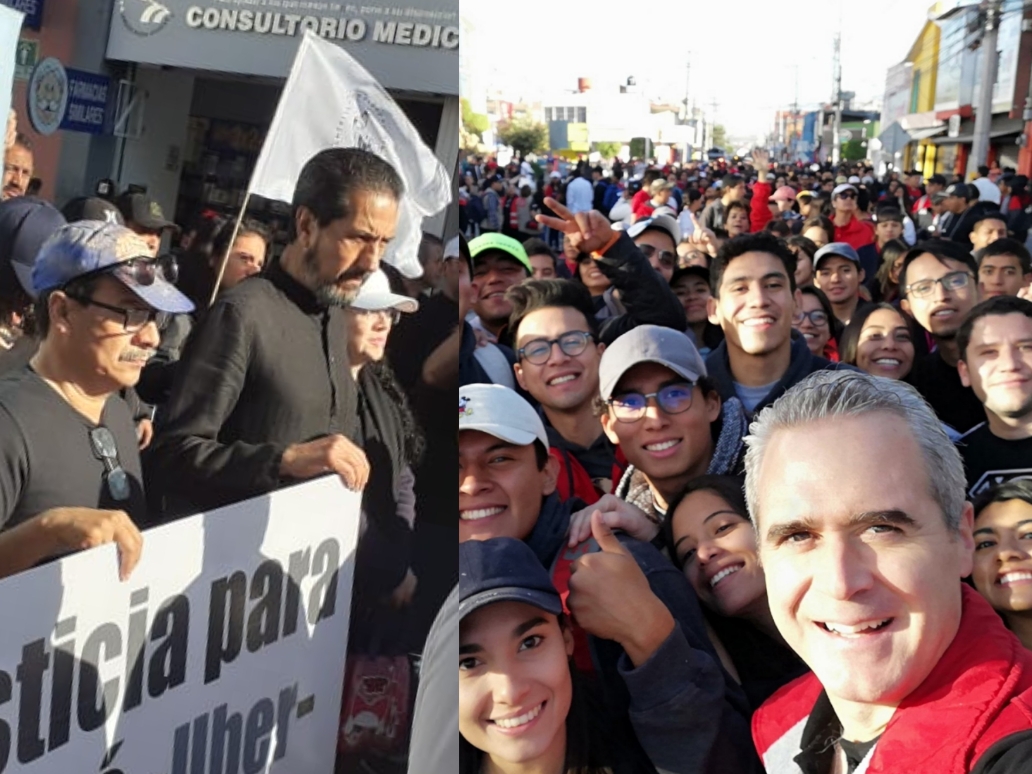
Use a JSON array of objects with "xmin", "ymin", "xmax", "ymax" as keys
[{"xmin": 107, "ymin": 0, "xmax": 458, "ymax": 94}]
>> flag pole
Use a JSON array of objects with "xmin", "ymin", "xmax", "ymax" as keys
[{"xmin": 207, "ymin": 191, "xmax": 252, "ymax": 308}]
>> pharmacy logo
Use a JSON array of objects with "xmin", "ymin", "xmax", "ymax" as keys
[{"xmin": 119, "ymin": 0, "xmax": 172, "ymax": 36}]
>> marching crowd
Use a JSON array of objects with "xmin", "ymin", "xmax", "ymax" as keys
[
  {"xmin": 2, "ymin": 111, "xmax": 457, "ymax": 772},
  {"xmin": 453, "ymin": 150, "xmax": 1032, "ymax": 773}
]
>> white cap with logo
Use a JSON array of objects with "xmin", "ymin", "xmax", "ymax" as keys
[{"xmin": 458, "ymin": 384, "xmax": 549, "ymax": 448}]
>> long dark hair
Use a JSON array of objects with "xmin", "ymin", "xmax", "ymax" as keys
[
  {"xmin": 661, "ymin": 475, "xmax": 748, "ymax": 562},
  {"xmin": 838, "ymin": 302, "xmax": 920, "ymax": 378},
  {"xmin": 366, "ymin": 359, "xmax": 424, "ymax": 466},
  {"xmin": 875, "ymin": 238, "xmax": 909, "ymax": 302},
  {"xmin": 799, "ymin": 285, "xmax": 843, "ymax": 348},
  {"xmin": 459, "ymin": 617, "xmax": 617, "ymax": 774}
]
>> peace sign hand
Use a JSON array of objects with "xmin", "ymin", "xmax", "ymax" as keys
[{"xmin": 536, "ymin": 197, "xmax": 615, "ymax": 255}]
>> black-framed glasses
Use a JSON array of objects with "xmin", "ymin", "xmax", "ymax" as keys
[
  {"xmin": 904, "ymin": 270, "xmax": 973, "ymax": 299},
  {"xmin": 517, "ymin": 331, "xmax": 594, "ymax": 365},
  {"xmin": 607, "ymin": 382, "xmax": 695, "ymax": 423},
  {"xmin": 637, "ymin": 244, "xmax": 677, "ymax": 268},
  {"xmin": 89, "ymin": 427, "xmax": 130, "ymax": 502},
  {"xmin": 354, "ymin": 308, "xmax": 401, "ymax": 325},
  {"xmin": 66, "ymin": 294, "xmax": 171, "ymax": 332},
  {"xmin": 793, "ymin": 310, "xmax": 829, "ymax": 327}
]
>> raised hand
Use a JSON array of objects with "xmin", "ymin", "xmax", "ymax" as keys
[{"xmin": 535, "ymin": 198, "xmax": 615, "ymax": 255}]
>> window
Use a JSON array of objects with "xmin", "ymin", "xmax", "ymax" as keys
[
  {"xmin": 568, "ymin": 107, "xmax": 577, "ymax": 121},
  {"xmin": 577, "ymin": 107, "xmax": 587, "ymax": 123},
  {"xmin": 910, "ymin": 70, "xmax": 921, "ymax": 114},
  {"xmin": 545, "ymin": 107, "xmax": 553, "ymax": 121}
]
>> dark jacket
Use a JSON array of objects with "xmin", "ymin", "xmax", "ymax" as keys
[
  {"xmin": 947, "ymin": 202, "xmax": 1000, "ymax": 249},
  {"xmin": 145, "ymin": 259, "xmax": 359, "ymax": 518},
  {"xmin": 527, "ymin": 494, "xmax": 759, "ymax": 774},
  {"xmin": 595, "ymin": 232, "xmax": 688, "ymax": 346},
  {"xmin": 705, "ymin": 332, "xmax": 858, "ymax": 418}
]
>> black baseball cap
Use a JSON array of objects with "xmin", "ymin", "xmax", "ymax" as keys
[
  {"xmin": 945, "ymin": 183, "xmax": 970, "ymax": 200},
  {"xmin": 116, "ymin": 192, "xmax": 180, "ymax": 233},
  {"xmin": 61, "ymin": 197, "xmax": 125, "ymax": 226},
  {"xmin": 459, "ymin": 538, "xmax": 563, "ymax": 621},
  {"xmin": 927, "ymin": 174, "xmax": 947, "ymax": 187},
  {"xmin": 0, "ymin": 197, "xmax": 67, "ymax": 297},
  {"xmin": 670, "ymin": 265, "xmax": 710, "ymax": 286}
]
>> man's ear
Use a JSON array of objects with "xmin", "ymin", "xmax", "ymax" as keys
[
  {"xmin": 957, "ymin": 357, "xmax": 971, "ymax": 388},
  {"xmin": 600, "ymin": 409, "xmax": 620, "ymax": 445},
  {"xmin": 562, "ymin": 622, "xmax": 575, "ymax": 656},
  {"xmin": 514, "ymin": 361, "xmax": 527, "ymax": 392},
  {"xmin": 900, "ymin": 297, "xmax": 911, "ymax": 316},
  {"xmin": 858, "ymin": 268, "xmax": 866, "ymax": 284},
  {"xmin": 294, "ymin": 206, "xmax": 318, "ymax": 251},
  {"xmin": 706, "ymin": 295, "xmax": 720, "ymax": 327},
  {"xmin": 541, "ymin": 452, "xmax": 560, "ymax": 497},
  {"xmin": 48, "ymin": 291, "xmax": 73, "ymax": 335}
]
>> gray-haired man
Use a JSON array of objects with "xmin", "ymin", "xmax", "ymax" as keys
[{"xmin": 747, "ymin": 370, "xmax": 1032, "ymax": 773}]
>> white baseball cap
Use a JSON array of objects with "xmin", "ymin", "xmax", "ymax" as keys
[
  {"xmin": 351, "ymin": 269, "xmax": 418, "ymax": 314},
  {"xmin": 459, "ymin": 384, "xmax": 549, "ymax": 449}
]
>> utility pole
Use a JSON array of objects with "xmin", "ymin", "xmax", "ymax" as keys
[
  {"xmin": 710, "ymin": 97, "xmax": 719, "ymax": 152},
  {"xmin": 967, "ymin": 0, "xmax": 1003, "ymax": 180},
  {"xmin": 832, "ymin": 31, "xmax": 843, "ymax": 166},
  {"xmin": 683, "ymin": 56, "xmax": 691, "ymax": 122},
  {"xmin": 791, "ymin": 64, "xmax": 800, "ymax": 160}
]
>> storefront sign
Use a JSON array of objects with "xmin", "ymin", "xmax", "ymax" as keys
[
  {"xmin": 0, "ymin": 0, "xmax": 43, "ymax": 30},
  {"xmin": 27, "ymin": 57, "xmax": 112, "ymax": 135},
  {"xmin": 0, "ymin": 477, "xmax": 358, "ymax": 773},
  {"xmin": 107, "ymin": 0, "xmax": 458, "ymax": 94},
  {"xmin": 14, "ymin": 37, "xmax": 37, "ymax": 80}
]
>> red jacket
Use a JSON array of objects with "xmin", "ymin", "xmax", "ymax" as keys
[
  {"xmin": 753, "ymin": 586, "xmax": 1032, "ymax": 773},
  {"xmin": 550, "ymin": 444, "xmax": 627, "ymax": 505},
  {"xmin": 750, "ymin": 181, "xmax": 774, "ymax": 233},
  {"xmin": 834, "ymin": 215, "xmax": 875, "ymax": 251}
]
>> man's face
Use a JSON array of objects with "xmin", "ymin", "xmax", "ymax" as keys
[
  {"xmin": 528, "ymin": 253, "xmax": 556, "ymax": 280},
  {"xmin": 875, "ymin": 219, "xmax": 902, "ymax": 244},
  {"xmin": 959, "ymin": 312, "xmax": 1032, "ymax": 422},
  {"xmin": 728, "ymin": 182, "xmax": 747, "ymax": 201},
  {"xmin": 458, "ymin": 431, "xmax": 558, "ymax": 543},
  {"xmin": 61, "ymin": 275, "xmax": 162, "ymax": 391},
  {"xmin": 755, "ymin": 413, "xmax": 974, "ymax": 712},
  {"xmin": 814, "ymin": 257, "xmax": 863, "ymax": 307},
  {"xmin": 420, "ymin": 240, "xmax": 445, "ymax": 290},
  {"xmin": 979, "ymin": 253, "xmax": 1030, "ymax": 298},
  {"xmin": 671, "ymin": 274, "xmax": 712, "ymax": 325},
  {"xmin": 927, "ymin": 181, "xmax": 944, "ymax": 196},
  {"xmin": 1, "ymin": 143, "xmax": 32, "ymax": 201},
  {"xmin": 472, "ymin": 252, "xmax": 528, "ymax": 327},
  {"xmin": 634, "ymin": 230, "xmax": 676, "ymax": 282},
  {"xmin": 944, "ymin": 195, "xmax": 967, "ymax": 214},
  {"xmin": 971, "ymin": 219, "xmax": 1008, "ymax": 253},
  {"xmin": 514, "ymin": 306, "xmax": 601, "ymax": 413},
  {"xmin": 295, "ymin": 190, "xmax": 398, "ymax": 307},
  {"xmin": 216, "ymin": 232, "xmax": 267, "ymax": 290},
  {"xmin": 709, "ymin": 250, "xmax": 799, "ymax": 358},
  {"xmin": 901, "ymin": 254, "xmax": 978, "ymax": 339},
  {"xmin": 600, "ymin": 362, "xmax": 720, "ymax": 486},
  {"xmin": 833, "ymin": 190, "xmax": 857, "ymax": 214},
  {"xmin": 726, "ymin": 207, "xmax": 750, "ymax": 237}
]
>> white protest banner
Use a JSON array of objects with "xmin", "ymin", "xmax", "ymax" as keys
[
  {"xmin": 0, "ymin": 476, "xmax": 359, "ymax": 773},
  {"xmin": 0, "ymin": 5, "xmax": 23, "ymax": 131},
  {"xmin": 248, "ymin": 29, "xmax": 452, "ymax": 279}
]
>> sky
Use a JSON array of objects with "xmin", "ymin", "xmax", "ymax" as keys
[{"xmin": 461, "ymin": 0, "xmax": 935, "ymax": 142}]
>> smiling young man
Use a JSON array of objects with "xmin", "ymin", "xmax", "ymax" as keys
[
  {"xmin": 704, "ymin": 232, "xmax": 852, "ymax": 419},
  {"xmin": 970, "ymin": 213, "xmax": 1010, "ymax": 254},
  {"xmin": 976, "ymin": 238, "xmax": 1032, "ymax": 299},
  {"xmin": 812, "ymin": 242, "xmax": 870, "ymax": 326},
  {"xmin": 900, "ymin": 240, "xmax": 986, "ymax": 433},
  {"xmin": 747, "ymin": 370, "xmax": 1032, "ymax": 774},
  {"xmin": 600, "ymin": 325, "xmax": 749, "ymax": 522},
  {"xmin": 458, "ymin": 382, "xmax": 757, "ymax": 774},
  {"xmin": 0, "ymin": 221, "xmax": 194, "ymax": 580},
  {"xmin": 957, "ymin": 296, "xmax": 1032, "ymax": 499},
  {"xmin": 468, "ymin": 232, "xmax": 533, "ymax": 346}
]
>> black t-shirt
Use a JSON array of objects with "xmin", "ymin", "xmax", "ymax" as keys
[
  {"xmin": 908, "ymin": 350, "xmax": 986, "ymax": 434},
  {"xmin": 0, "ymin": 367, "xmax": 148, "ymax": 531},
  {"xmin": 960, "ymin": 422, "xmax": 1032, "ymax": 498}
]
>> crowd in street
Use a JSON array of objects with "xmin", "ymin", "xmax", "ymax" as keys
[
  {"xmin": 2, "ymin": 110, "xmax": 456, "ymax": 774},
  {"xmin": 455, "ymin": 148, "xmax": 1032, "ymax": 773}
]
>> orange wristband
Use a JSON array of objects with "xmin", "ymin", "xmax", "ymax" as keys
[{"xmin": 591, "ymin": 231, "xmax": 621, "ymax": 260}]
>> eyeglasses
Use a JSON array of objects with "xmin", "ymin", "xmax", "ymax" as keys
[
  {"xmin": 836, "ymin": 191, "xmax": 857, "ymax": 200},
  {"xmin": 66, "ymin": 294, "xmax": 172, "ymax": 332},
  {"xmin": 354, "ymin": 307, "xmax": 401, "ymax": 325},
  {"xmin": 904, "ymin": 270, "xmax": 973, "ymax": 299},
  {"xmin": 518, "ymin": 331, "xmax": 593, "ymax": 365},
  {"xmin": 607, "ymin": 382, "xmax": 695, "ymax": 423},
  {"xmin": 637, "ymin": 244, "xmax": 677, "ymax": 268},
  {"xmin": 89, "ymin": 426, "xmax": 130, "ymax": 502},
  {"xmin": 793, "ymin": 309, "xmax": 829, "ymax": 327}
]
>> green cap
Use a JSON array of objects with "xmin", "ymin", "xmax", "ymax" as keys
[{"xmin": 469, "ymin": 233, "xmax": 532, "ymax": 274}]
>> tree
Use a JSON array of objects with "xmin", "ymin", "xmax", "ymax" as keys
[
  {"xmin": 496, "ymin": 116, "xmax": 548, "ymax": 158},
  {"xmin": 595, "ymin": 141, "xmax": 621, "ymax": 160},
  {"xmin": 842, "ymin": 139, "xmax": 866, "ymax": 162},
  {"xmin": 711, "ymin": 124, "xmax": 728, "ymax": 150},
  {"xmin": 460, "ymin": 97, "xmax": 489, "ymax": 151},
  {"xmin": 629, "ymin": 138, "xmax": 646, "ymax": 159}
]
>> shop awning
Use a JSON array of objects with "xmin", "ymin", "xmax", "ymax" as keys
[
  {"xmin": 907, "ymin": 125, "xmax": 947, "ymax": 141},
  {"xmin": 930, "ymin": 128, "xmax": 1022, "ymax": 145}
]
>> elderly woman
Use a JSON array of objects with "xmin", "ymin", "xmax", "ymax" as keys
[{"xmin": 344, "ymin": 269, "xmax": 426, "ymax": 646}]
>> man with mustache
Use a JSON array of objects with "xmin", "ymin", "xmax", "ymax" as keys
[
  {"xmin": 1, "ymin": 133, "xmax": 33, "ymax": 202},
  {"xmin": 147, "ymin": 148, "xmax": 401, "ymax": 517},
  {"xmin": 0, "ymin": 221, "xmax": 193, "ymax": 579}
]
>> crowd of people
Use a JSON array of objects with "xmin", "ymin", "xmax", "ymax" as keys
[
  {"xmin": 454, "ymin": 148, "xmax": 1032, "ymax": 773},
  {"xmin": 2, "ymin": 110, "xmax": 456, "ymax": 773}
]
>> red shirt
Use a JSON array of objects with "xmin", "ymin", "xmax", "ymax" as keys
[{"xmin": 834, "ymin": 215, "xmax": 875, "ymax": 251}]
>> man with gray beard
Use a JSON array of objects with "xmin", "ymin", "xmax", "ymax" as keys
[{"xmin": 146, "ymin": 148, "xmax": 402, "ymax": 518}]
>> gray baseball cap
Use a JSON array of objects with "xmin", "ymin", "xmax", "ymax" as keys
[
  {"xmin": 599, "ymin": 324, "xmax": 707, "ymax": 401},
  {"xmin": 814, "ymin": 241, "xmax": 861, "ymax": 269}
]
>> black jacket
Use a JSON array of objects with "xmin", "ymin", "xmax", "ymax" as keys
[
  {"xmin": 594, "ymin": 232, "xmax": 688, "ymax": 346},
  {"xmin": 146, "ymin": 259, "xmax": 359, "ymax": 518},
  {"xmin": 706, "ymin": 332, "xmax": 858, "ymax": 418},
  {"xmin": 947, "ymin": 202, "xmax": 1000, "ymax": 248}
]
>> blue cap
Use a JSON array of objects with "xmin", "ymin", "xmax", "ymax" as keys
[
  {"xmin": 814, "ymin": 241, "xmax": 861, "ymax": 269},
  {"xmin": 32, "ymin": 221, "xmax": 195, "ymax": 314},
  {"xmin": 459, "ymin": 538, "xmax": 563, "ymax": 621},
  {"xmin": 0, "ymin": 197, "xmax": 67, "ymax": 297}
]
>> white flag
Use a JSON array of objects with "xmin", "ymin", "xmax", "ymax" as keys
[
  {"xmin": 249, "ymin": 30, "xmax": 452, "ymax": 279},
  {"xmin": 0, "ymin": 5, "xmax": 23, "ymax": 130}
]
